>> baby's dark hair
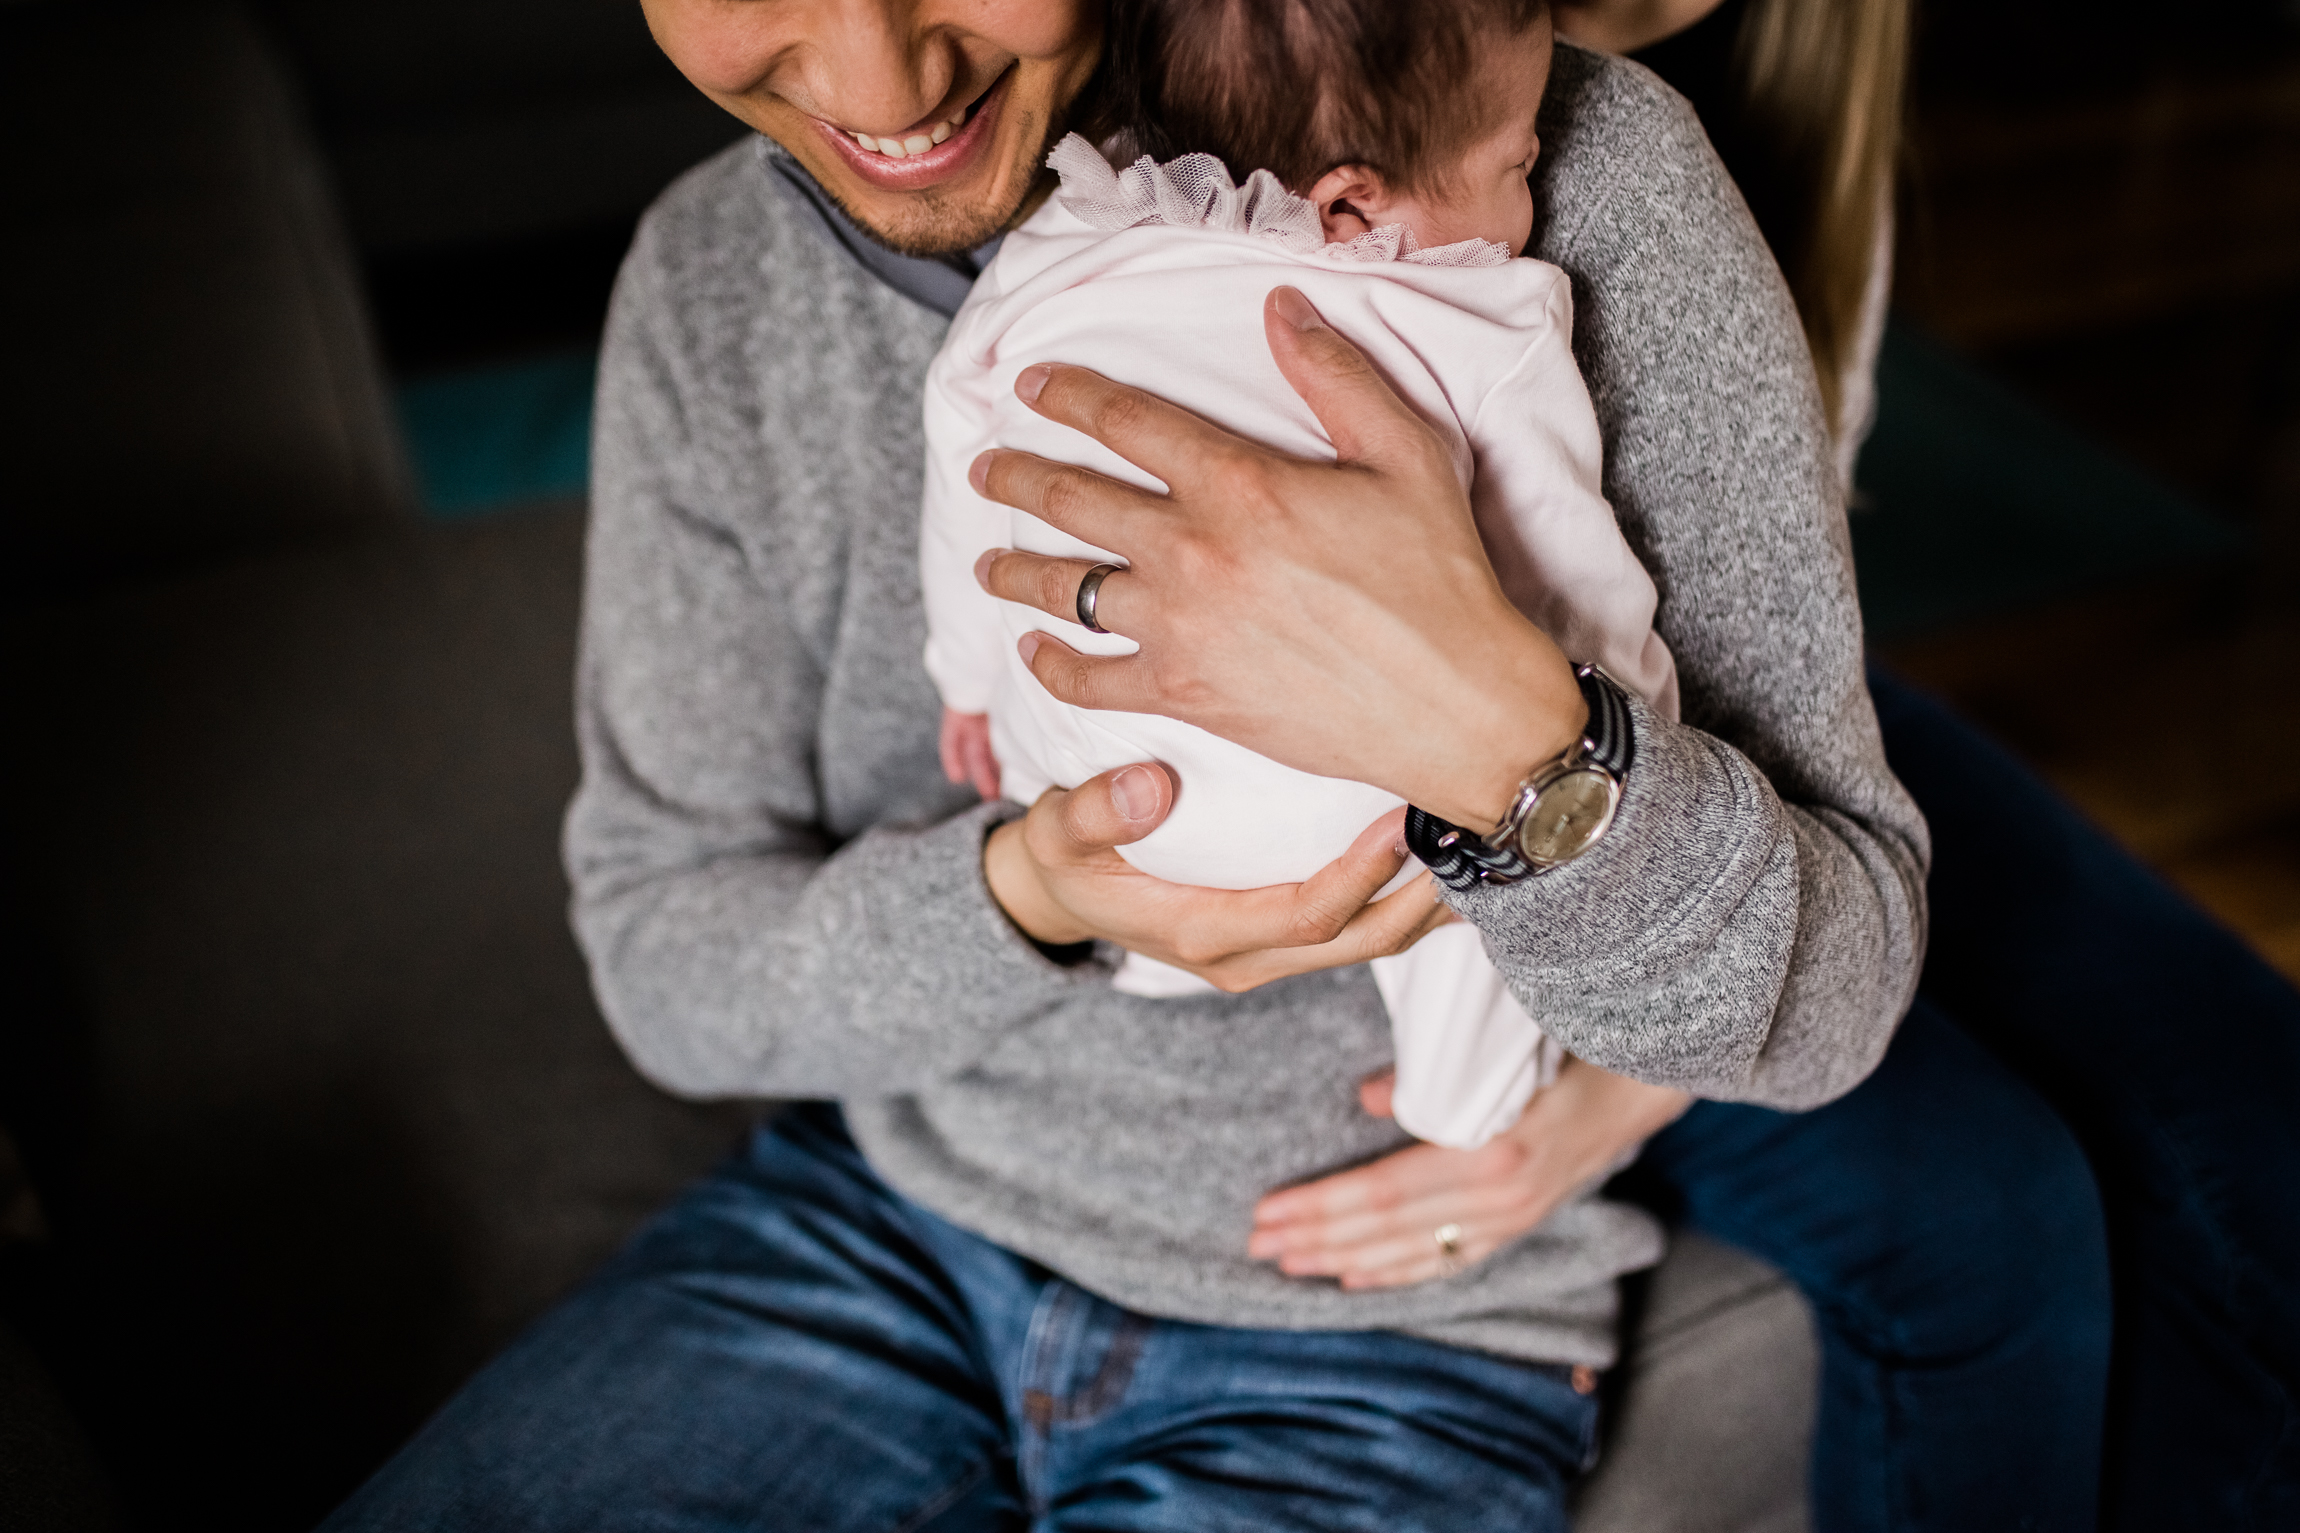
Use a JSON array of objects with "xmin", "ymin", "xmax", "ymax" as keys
[{"xmin": 1100, "ymin": 0, "xmax": 1549, "ymax": 197}]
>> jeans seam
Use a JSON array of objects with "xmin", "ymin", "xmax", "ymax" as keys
[
  {"xmin": 1015, "ymin": 1281, "xmax": 1074, "ymax": 1515},
  {"xmin": 888, "ymin": 1459, "xmax": 991, "ymax": 1533}
]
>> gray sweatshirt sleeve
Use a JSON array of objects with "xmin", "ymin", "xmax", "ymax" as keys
[
  {"xmin": 562, "ymin": 178, "xmax": 1093, "ymax": 1100},
  {"xmin": 1448, "ymin": 49, "xmax": 1930, "ymax": 1111}
]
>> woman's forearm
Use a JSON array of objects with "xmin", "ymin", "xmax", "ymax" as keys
[
  {"xmin": 1248, "ymin": 1054, "xmax": 1690, "ymax": 1286},
  {"xmin": 1444, "ymin": 42, "xmax": 1930, "ymax": 1110},
  {"xmin": 1511, "ymin": 1055, "xmax": 1693, "ymax": 1192}
]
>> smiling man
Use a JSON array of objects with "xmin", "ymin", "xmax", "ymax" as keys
[
  {"xmin": 645, "ymin": 0, "xmax": 1098, "ymax": 252},
  {"xmin": 311, "ymin": 1, "xmax": 2129, "ymax": 1528}
]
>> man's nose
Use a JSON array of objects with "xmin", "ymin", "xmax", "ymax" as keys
[{"xmin": 792, "ymin": 0, "xmax": 959, "ymax": 135}]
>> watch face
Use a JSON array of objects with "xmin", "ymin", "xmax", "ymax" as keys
[{"xmin": 1516, "ymin": 769, "xmax": 1618, "ymax": 866}]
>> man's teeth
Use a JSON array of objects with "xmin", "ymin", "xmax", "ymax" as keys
[{"xmin": 849, "ymin": 107, "xmax": 967, "ymax": 159}]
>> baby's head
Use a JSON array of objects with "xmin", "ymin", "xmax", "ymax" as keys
[{"xmin": 1102, "ymin": 0, "xmax": 1555, "ymax": 256}]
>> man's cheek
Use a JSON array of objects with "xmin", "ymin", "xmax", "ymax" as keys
[
  {"xmin": 644, "ymin": 0, "xmax": 789, "ymax": 99},
  {"xmin": 965, "ymin": 0, "xmax": 1097, "ymax": 62}
]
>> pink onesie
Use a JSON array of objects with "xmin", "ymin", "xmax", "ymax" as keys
[{"xmin": 921, "ymin": 135, "xmax": 1679, "ymax": 1149}]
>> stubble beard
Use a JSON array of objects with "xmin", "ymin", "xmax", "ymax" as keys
[{"xmin": 822, "ymin": 100, "xmax": 1062, "ymax": 258}]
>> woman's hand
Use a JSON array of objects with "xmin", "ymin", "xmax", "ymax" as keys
[
  {"xmin": 984, "ymin": 761, "xmax": 1457, "ymax": 992},
  {"xmin": 971, "ymin": 287, "xmax": 1587, "ymax": 834},
  {"xmin": 1248, "ymin": 1056, "xmax": 1693, "ymax": 1287}
]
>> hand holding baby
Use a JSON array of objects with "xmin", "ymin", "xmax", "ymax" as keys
[
  {"xmin": 981, "ymin": 761, "xmax": 1454, "ymax": 992},
  {"xmin": 970, "ymin": 286, "xmax": 1590, "ymax": 837}
]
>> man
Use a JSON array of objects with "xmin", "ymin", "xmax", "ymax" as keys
[{"xmin": 322, "ymin": 3, "xmax": 2112, "ymax": 1528}]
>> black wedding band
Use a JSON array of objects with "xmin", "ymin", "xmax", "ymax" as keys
[{"xmin": 1075, "ymin": 562, "xmax": 1123, "ymax": 635}]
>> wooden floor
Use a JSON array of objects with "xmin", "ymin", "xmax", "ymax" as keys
[{"xmin": 1884, "ymin": 49, "xmax": 2300, "ymax": 982}]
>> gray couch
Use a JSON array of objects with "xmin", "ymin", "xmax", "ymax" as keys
[{"xmin": 0, "ymin": 5, "xmax": 1819, "ymax": 1529}]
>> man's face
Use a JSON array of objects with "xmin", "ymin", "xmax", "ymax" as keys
[{"xmin": 641, "ymin": 0, "xmax": 1100, "ymax": 257}]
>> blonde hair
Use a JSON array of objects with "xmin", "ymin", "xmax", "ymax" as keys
[{"xmin": 1731, "ymin": 0, "xmax": 1909, "ymax": 435}]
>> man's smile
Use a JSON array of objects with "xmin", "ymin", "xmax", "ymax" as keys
[{"xmin": 813, "ymin": 65, "xmax": 1014, "ymax": 192}]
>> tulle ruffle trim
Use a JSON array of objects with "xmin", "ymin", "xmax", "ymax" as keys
[{"xmin": 1045, "ymin": 134, "xmax": 1511, "ymax": 269}]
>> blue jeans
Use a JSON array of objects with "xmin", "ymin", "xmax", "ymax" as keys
[
  {"xmin": 1865, "ymin": 666, "xmax": 2300, "ymax": 1530},
  {"xmin": 326, "ymin": 670, "xmax": 2297, "ymax": 1531},
  {"xmin": 328, "ymin": 1031, "xmax": 2107, "ymax": 1533},
  {"xmin": 320, "ymin": 1103, "xmax": 1599, "ymax": 1533},
  {"xmin": 1637, "ymin": 997, "xmax": 2112, "ymax": 1532}
]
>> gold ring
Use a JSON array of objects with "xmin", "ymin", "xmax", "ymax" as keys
[{"xmin": 1434, "ymin": 1222, "xmax": 1464, "ymax": 1277}]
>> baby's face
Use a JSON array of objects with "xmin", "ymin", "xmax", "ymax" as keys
[{"xmin": 1390, "ymin": 19, "xmax": 1555, "ymax": 257}]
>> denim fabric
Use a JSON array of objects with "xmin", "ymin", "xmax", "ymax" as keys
[
  {"xmin": 327, "ymin": 666, "xmax": 2297, "ymax": 1532},
  {"xmin": 1635, "ymin": 998, "xmax": 2113, "ymax": 1532},
  {"xmin": 1868, "ymin": 666, "xmax": 2300, "ymax": 1530},
  {"xmin": 321, "ymin": 1104, "xmax": 1597, "ymax": 1533}
]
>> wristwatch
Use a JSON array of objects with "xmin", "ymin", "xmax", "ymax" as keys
[{"xmin": 1405, "ymin": 663, "xmax": 1634, "ymax": 889}]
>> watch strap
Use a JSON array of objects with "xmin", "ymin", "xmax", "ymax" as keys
[
  {"xmin": 1406, "ymin": 804, "xmax": 1532, "ymax": 890},
  {"xmin": 1575, "ymin": 663, "xmax": 1634, "ymax": 779},
  {"xmin": 1405, "ymin": 665, "xmax": 1634, "ymax": 891}
]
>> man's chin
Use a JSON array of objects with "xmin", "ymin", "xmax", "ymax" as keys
[
  {"xmin": 777, "ymin": 93, "xmax": 1058, "ymax": 258},
  {"xmin": 822, "ymin": 178, "xmax": 1031, "ymax": 259}
]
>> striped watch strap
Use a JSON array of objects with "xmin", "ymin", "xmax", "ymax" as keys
[{"xmin": 1405, "ymin": 665, "xmax": 1634, "ymax": 890}]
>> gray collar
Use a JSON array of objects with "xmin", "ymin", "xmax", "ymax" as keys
[{"xmin": 758, "ymin": 138, "xmax": 1001, "ymax": 321}]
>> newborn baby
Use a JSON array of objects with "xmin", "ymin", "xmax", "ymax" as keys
[{"xmin": 921, "ymin": 0, "xmax": 1677, "ymax": 1148}]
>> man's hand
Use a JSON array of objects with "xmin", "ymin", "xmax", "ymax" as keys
[
  {"xmin": 984, "ymin": 762, "xmax": 1455, "ymax": 992},
  {"xmin": 970, "ymin": 287, "xmax": 1588, "ymax": 834},
  {"xmin": 1248, "ymin": 1056, "xmax": 1693, "ymax": 1287}
]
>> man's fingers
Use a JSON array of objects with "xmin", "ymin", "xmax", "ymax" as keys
[
  {"xmin": 1034, "ymin": 761, "xmax": 1175, "ymax": 856},
  {"xmin": 1012, "ymin": 363, "xmax": 1238, "ymax": 498},
  {"xmin": 1263, "ymin": 286, "xmax": 1442, "ymax": 471},
  {"xmin": 970, "ymin": 447, "xmax": 1167, "ymax": 548},
  {"xmin": 978, "ymin": 550, "xmax": 1143, "ymax": 635},
  {"xmin": 1017, "ymin": 631, "xmax": 1165, "ymax": 715}
]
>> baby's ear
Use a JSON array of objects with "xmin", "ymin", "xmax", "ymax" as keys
[{"xmin": 1304, "ymin": 162, "xmax": 1391, "ymax": 243}]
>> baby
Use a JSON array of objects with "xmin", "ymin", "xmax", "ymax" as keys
[{"xmin": 920, "ymin": 0, "xmax": 1678, "ymax": 1149}]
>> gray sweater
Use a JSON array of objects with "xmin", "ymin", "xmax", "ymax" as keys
[{"xmin": 564, "ymin": 44, "xmax": 1928, "ymax": 1367}]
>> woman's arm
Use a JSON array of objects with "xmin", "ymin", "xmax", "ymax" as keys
[
  {"xmin": 974, "ymin": 280, "xmax": 1919, "ymax": 1109},
  {"xmin": 974, "ymin": 53, "xmax": 1925, "ymax": 1112},
  {"xmin": 1247, "ymin": 1057, "xmax": 1691, "ymax": 1287}
]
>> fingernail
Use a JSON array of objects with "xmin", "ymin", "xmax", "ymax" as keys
[
  {"xmin": 1271, "ymin": 287, "xmax": 1325, "ymax": 332},
  {"xmin": 1015, "ymin": 364, "xmax": 1051, "ymax": 403},
  {"xmin": 1016, "ymin": 632, "xmax": 1041, "ymax": 665},
  {"xmin": 973, "ymin": 548, "xmax": 1001, "ymax": 588},
  {"xmin": 1111, "ymin": 764, "xmax": 1157, "ymax": 823},
  {"xmin": 1392, "ymin": 836, "xmax": 1410, "ymax": 859},
  {"xmin": 968, "ymin": 452, "xmax": 992, "ymax": 494}
]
